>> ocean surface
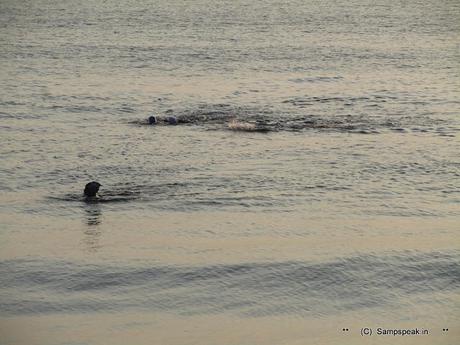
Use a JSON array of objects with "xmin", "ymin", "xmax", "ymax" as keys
[{"xmin": 1, "ymin": 0, "xmax": 459, "ymax": 344}]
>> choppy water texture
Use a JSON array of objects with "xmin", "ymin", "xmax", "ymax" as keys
[{"xmin": 0, "ymin": 0, "xmax": 459, "ymax": 344}]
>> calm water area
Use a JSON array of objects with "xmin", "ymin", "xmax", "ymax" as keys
[{"xmin": 1, "ymin": 0, "xmax": 459, "ymax": 344}]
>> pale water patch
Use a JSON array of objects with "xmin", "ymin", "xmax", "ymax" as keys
[{"xmin": 2, "ymin": 312, "xmax": 458, "ymax": 345}]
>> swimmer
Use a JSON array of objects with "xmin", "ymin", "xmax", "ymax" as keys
[
  {"xmin": 146, "ymin": 115, "xmax": 177, "ymax": 125},
  {"xmin": 84, "ymin": 181, "xmax": 101, "ymax": 197},
  {"xmin": 148, "ymin": 116, "xmax": 157, "ymax": 125}
]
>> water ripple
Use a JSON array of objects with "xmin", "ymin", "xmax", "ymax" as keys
[{"xmin": 1, "ymin": 251, "xmax": 458, "ymax": 317}]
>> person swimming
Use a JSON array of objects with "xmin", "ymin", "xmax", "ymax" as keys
[
  {"xmin": 147, "ymin": 115, "xmax": 177, "ymax": 125},
  {"xmin": 84, "ymin": 181, "xmax": 101, "ymax": 197},
  {"xmin": 167, "ymin": 116, "xmax": 178, "ymax": 125}
]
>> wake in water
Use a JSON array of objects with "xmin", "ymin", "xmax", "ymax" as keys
[
  {"xmin": 47, "ymin": 181, "xmax": 197, "ymax": 207},
  {"xmin": 49, "ymin": 188, "xmax": 141, "ymax": 204},
  {"xmin": 227, "ymin": 119, "xmax": 271, "ymax": 133},
  {"xmin": 130, "ymin": 103, "xmax": 453, "ymax": 135}
]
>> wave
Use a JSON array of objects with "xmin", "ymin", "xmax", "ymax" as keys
[{"xmin": 1, "ymin": 251, "xmax": 458, "ymax": 317}]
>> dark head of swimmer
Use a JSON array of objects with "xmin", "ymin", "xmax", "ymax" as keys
[
  {"xmin": 148, "ymin": 115, "xmax": 177, "ymax": 125},
  {"xmin": 148, "ymin": 116, "xmax": 157, "ymax": 125},
  {"xmin": 84, "ymin": 181, "xmax": 101, "ymax": 197}
]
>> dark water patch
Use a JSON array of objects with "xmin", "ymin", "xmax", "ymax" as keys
[
  {"xmin": 288, "ymin": 76, "xmax": 343, "ymax": 83},
  {"xmin": 1, "ymin": 251, "xmax": 458, "ymax": 317},
  {"xmin": 129, "ymin": 118, "xmax": 181, "ymax": 127},
  {"xmin": 42, "ymin": 94, "xmax": 112, "ymax": 103},
  {"xmin": 130, "ymin": 103, "xmax": 452, "ymax": 134},
  {"xmin": 49, "ymin": 188, "xmax": 141, "ymax": 204},
  {"xmin": 358, "ymin": 159, "xmax": 459, "ymax": 179},
  {"xmin": 0, "ymin": 100, "xmax": 28, "ymax": 107},
  {"xmin": 171, "ymin": 103, "xmax": 249, "ymax": 125}
]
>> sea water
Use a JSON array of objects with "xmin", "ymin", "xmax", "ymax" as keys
[{"xmin": 0, "ymin": 0, "xmax": 459, "ymax": 344}]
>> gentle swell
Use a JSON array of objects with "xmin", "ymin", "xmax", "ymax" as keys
[{"xmin": 1, "ymin": 251, "xmax": 458, "ymax": 317}]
